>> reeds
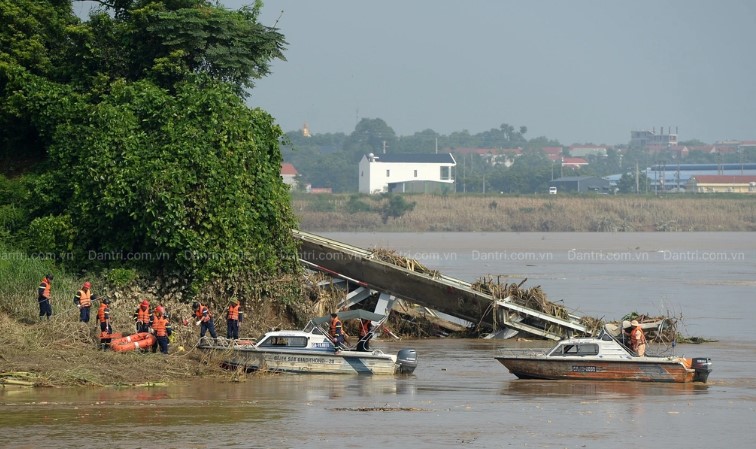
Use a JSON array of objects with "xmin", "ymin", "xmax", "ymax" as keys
[{"xmin": 293, "ymin": 194, "xmax": 756, "ymax": 232}]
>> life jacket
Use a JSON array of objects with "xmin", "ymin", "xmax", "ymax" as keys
[
  {"xmin": 38, "ymin": 278, "xmax": 51, "ymax": 299},
  {"xmin": 329, "ymin": 317, "xmax": 343, "ymax": 337},
  {"xmin": 359, "ymin": 320, "xmax": 371, "ymax": 338},
  {"xmin": 97, "ymin": 303, "xmax": 109, "ymax": 323},
  {"xmin": 136, "ymin": 305, "xmax": 151, "ymax": 323},
  {"xmin": 630, "ymin": 326, "xmax": 647, "ymax": 348},
  {"xmin": 195, "ymin": 304, "xmax": 211, "ymax": 322},
  {"xmin": 77, "ymin": 289, "xmax": 92, "ymax": 308},
  {"xmin": 227, "ymin": 303, "xmax": 240, "ymax": 320},
  {"xmin": 152, "ymin": 316, "xmax": 170, "ymax": 337}
]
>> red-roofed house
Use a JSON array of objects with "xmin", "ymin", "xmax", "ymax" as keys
[
  {"xmin": 686, "ymin": 175, "xmax": 756, "ymax": 193},
  {"xmin": 281, "ymin": 162, "xmax": 298, "ymax": 188},
  {"xmin": 542, "ymin": 146, "xmax": 563, "ymax": 162}
]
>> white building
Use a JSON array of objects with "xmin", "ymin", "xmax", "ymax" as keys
[{"xmin": 358, "ymin": 153, "xmax": 456, "ymax": 194}]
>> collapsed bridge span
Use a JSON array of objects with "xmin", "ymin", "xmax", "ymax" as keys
[{"xmin": 293, "ymin": 230, "xmax": 588, "ymax": 340}]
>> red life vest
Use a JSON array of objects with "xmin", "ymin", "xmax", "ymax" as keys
[{"xmin": 227, "ymin": 303, "xmax": 240, "ymax": 320}]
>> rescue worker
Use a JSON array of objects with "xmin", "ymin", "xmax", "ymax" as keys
[
  {"xmin": 630, "ymin": 319, "xmax": 647, "ymax": 356},
  {"xmin": 151, "ymin": 306, "xmax": 172, "ymax": 354},
  {"xmin": 226, "ymin": 298, "xmax": 241, "ymax": 340},
  {"xmin": 37, "ymin": 274, "xmax": 53, "ymax": 320},
  {"xmin": 74, "ymin": 281, "xmax": 93, "ymax": 323},
  {"xmin": 192, "ymin": 302, "xmax": 217, "ymax": 341},
  {"xmin": 329, "ymin": 312, "xmax": 345, "ymax": 350},
  {"xmin": 97, "ymin": 298, "xmax": 113, "ymax": 335},
  {"xmin": 97, "ymin": 298, "xmax": 113, "ymax": 349},
  {"xmin": 133, "ymin": 300, "xmax": 152, "ymax": 333},
  {"xmin": 356, "ymin": 318, "xmax": 373, "ymax": 352}
]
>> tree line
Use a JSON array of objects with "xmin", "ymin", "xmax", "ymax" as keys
[{"xmin": 283, "ymin": 119, "xmax": 755, "ymax": 194}]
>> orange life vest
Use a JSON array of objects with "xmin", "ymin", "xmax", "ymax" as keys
[
  {"xmin": 630, "ymin": 326, "xmax": 647, "ymax": 349},
  {"xmin": 136, "ymin": 305, "xmax": 151, "ymax": 323},
  {"xmin": 227, "ymin": 303, "xmax": 240, "ymax": 320},
  {"xmin": 77, "ymin": 289, "xmax": 92, "ymax": 308},
  {"xmin": 329, "ymin": 317, "xmax": 343, "ymax": 337},
  {"xmin": 97, "ymin": 303, "xmax": 109, "ymax": 323},
  {"xmin": 152, "ymin": 316, "xmax": 169, "ymax": 337},
  {"xmin": 195, "ymin": 303, "xmax": 211, "ymax": 322},
  {"xmin": 360, "ymin": 320, "xmax": 371, "ymax": 337},
  {"xmin": 39, "ymin": 278, "xmax": 51, "ymax": 299}
]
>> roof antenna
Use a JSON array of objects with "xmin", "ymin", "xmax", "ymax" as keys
[{"xmin": 274, "ymin": 10, "xmax": 284, "ymax": 27}]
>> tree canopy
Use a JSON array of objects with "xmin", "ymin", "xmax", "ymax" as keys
[{"xmin": 0, "ymin": 0, "xmax": 297, "ymax": 296}]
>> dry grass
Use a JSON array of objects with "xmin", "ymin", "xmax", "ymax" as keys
[{"xmin": 293, "ymin": 194, "xmax": 756, "ymax": 232}]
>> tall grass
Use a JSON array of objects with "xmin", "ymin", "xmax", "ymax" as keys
[{"xmin": 293, "ymin": 194, "xmax": 756, "ymax": 232}]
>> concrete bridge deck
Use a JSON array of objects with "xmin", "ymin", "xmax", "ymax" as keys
[{"xmin": 293, "ymin": 230, "xmax": 588, "ymax": 340}]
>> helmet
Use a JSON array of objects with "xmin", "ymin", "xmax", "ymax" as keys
[
  {"xmin": 102, "ymin": 298, "xmax": 111, "ymax": 305},
  {"xmin": 230, "ymin": 298, "xmax": 239, "ymax": 304},
  {"xmin": 46, "ymin": 274, "xmax": 54, "ymax": 281},
  {"xmin": 83, "ymin": 281, "xmax": 91, "ymax": 289},
  {"xmin": 156, "ymin": 306, "xmax": 165, "ymax": 315},
  {"xmin": 192, "ymin": 302, "xmax": 200, "ymax": 310},
  {"xmin": 140, "ymin": 300, "xmax": 149, "ymax": 307}
]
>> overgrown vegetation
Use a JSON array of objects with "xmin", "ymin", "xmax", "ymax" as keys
[{"xmin": 0, "ymin": 1, "xmax": 299, "ymax": 299}]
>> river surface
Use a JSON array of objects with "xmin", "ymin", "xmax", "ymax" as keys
[{"xmin": 2, "ymin": 232, "xmax": 755, "ymax": 449}]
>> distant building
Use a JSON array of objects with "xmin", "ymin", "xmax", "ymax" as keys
[
  {"xmin": 561, "ymin": 157, "xmax": 589, "ymax": 169},
  {"xmin": 549, "ymin": 176, "xmax": 612, "ymax": 194},
  {"xmin": 542, "ymin": 146, "xmax": 564, "ymax": 162},
  {"xmin": 686, "ymin": 175, "xmax": 756, "ymax": 193},
  {"xmin": 358, "ymin": 153, "xmax": 456, "ymax": 194},
  {"xmin": 569, "ymin": 145, "xmax": 607, "ymax": 158},
  {"xmin": 630, "ymin": 127, "xmax": 678, "ymax": 150},
  {"xmin": 281, "ymin": 162, "xmax": 298, "ymax": 188},
  {"xmin": 452, "ymin": 147, "xmax": 521, "ymax": 167}
]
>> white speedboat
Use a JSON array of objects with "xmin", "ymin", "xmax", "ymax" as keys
[
  {"xmin": 198, "ymin": 310, "xmax": 417, "ymax": 375},
  {"xmin": 495, "ymin": 330, "xmax": 712, "ymax": 383}
]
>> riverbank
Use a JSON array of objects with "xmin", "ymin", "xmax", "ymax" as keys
[{"xmin": 293, "ymin": 194, "xmax": 756, "ymax": 232}]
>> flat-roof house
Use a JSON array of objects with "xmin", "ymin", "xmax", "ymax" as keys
[
  {"xmin": 686, "ymin": 175, "xmax": 756, "ymax": 193},
  {"xmin": 358, "ymin": 153, "xmax": 456, "ymax": 194}
]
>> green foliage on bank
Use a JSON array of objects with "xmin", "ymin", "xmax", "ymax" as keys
[{"xmin": 0, "ymin": 1, "xmax": 299, "ymax": 296}]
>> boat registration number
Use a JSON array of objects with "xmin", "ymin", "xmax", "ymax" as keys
[{"xmin": 571, "ymin": 366, "xmax": 598, "ymax": 372}]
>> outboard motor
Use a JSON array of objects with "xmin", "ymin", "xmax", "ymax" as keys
[
  {"xmin": 396, "ymin": 349, "xmax": 418, "ymax": 374},
  {"xmin": 692, "ymin": 357, "xmax": 713, "ymax": 383}
]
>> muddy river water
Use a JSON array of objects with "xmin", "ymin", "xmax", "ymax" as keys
[{"xmin": 3, "ymin": 232, "xmax": 755, "ymax": 448}]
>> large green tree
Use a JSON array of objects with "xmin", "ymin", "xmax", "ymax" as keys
[{"xmin": 0, "ymin": 0, "xmax": 297, "ymax": 296}]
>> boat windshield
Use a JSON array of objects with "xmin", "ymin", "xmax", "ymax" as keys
[
  {"xmin": 549, "ymin": 343, "xmax": 600, "ymax": 356},
  {"xmin": 257, "ymin": 336, "xmax": 308, "ymax": 348}
]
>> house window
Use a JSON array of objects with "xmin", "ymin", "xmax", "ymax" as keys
[
  {"xmin": 414, "ymin": 170, "xmax": 418, "ymax": 178},
  {"xmin": 386, "ymin": 170, "xmax": 390, "ymax": 177}
]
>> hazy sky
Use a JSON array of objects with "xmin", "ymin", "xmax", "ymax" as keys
[{"xmin": 75, "ymin": 1, "xmax": 756, "ymax": 146}]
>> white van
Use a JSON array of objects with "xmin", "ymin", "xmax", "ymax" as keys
[{"xmin": 548, "ymin": 187, "xmax": 557, "ymax": 195}]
